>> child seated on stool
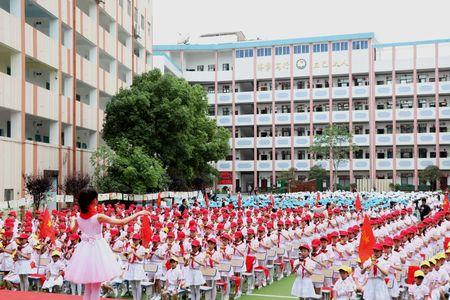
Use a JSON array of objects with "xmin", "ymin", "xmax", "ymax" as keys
[
  {"xmin": 162, "ymin": 256, "xmax": 185, "ymax": 300},
  {"xmin": 4, "ymin": 255, "xmax": 20, "ymax": 290},
  {"xmin": 333, "ymin": 265, "xmax": 356, "ymax": 300},
  {"xmin": 408, "ymin": 270, "xmax": 430, "ymax": 300},
  {"xmin": 42, "ymin": 250, "xmax": 65, "ymax": 293}
]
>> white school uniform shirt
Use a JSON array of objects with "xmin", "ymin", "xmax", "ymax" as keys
[
  {"xmin": 408, "ymin": 283, "xmax": 429, "ymax": 300},
  {"xmin": 189, "ymin": 252, "xmax": 205, "ymax": 270},
  {"xmin": 166, "ymin": 266, "xmax": 184, "ymax": 288},
  {"xmin": 436, "ymin": 267, "xmax": 450, "ymax": 286},
  {"xmin": 363, "ymin": 258, "xmax": 389, "ymax": 279},
  {"xmin": 334, "ymin": 277, "xmax": 356, "ymax": 300},
  {"xmin": 46, "ymin": 259, "xmax": 65, "ymax": 277},
  {"xmin": 352, "ymin": 266, "xmax": 368, "ymax": 288},
  {"xmin": 293, "ymin": 257, "xmax": 316, "ymax": 278}
]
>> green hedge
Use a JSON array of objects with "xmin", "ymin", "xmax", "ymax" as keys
[{"xmin": 396, "ymin": 184, "xmax": 431, "ymax": 192}]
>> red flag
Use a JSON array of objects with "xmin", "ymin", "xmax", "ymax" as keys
[
  {"xmin": 270, "ymin": 194, "xmax": 275, "ymax": 206},
  {"xmin": 355, "ymin": 193, "xmax": 361, "ymax": 212},
  {"xmin": 140, "ymin": 215, "xmax": 152, "ymax": 248},
  {"xmin": 315, "ymin": 192, "xmax": 321, "ymax": 206},
  {"xmin": 443, "ymin": 192, "xmax": 449, "ymax": 211},
  {"xmin": 237, "ymin": 193, "xmax": 242, "ymax": 209},
  {"xmin": 156, "ymin": 192, "xmax": 162, "ymax": 208},
  {"xmin": 358, "ymin": 215, "xmax": 375, "ymax": 264},
  {"xmin": 205, "ymin": 193, "xmax": 209, "ymax": 208},
  {"xmin": 39, "ymin": 209, "xmax": 55, "ymax": 243}
]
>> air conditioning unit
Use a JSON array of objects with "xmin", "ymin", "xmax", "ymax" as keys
[
  {"xmin": 33, "ymin": 72, "xmax": 42, "ymax": 76},
  {"xmin": 95, "ymin": 0, "xmax": 105, "ymax": 4},
  {"xmin": 133, "ymin": 24, "xmax": 141, "ymax": 38}
]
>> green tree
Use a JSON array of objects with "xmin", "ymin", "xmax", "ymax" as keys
[
  {"xmin": 308, "ymin": 164, "xmax": 329, "ymax": 191},
  {"xmin": 90, "ymin": 140, "xmax": 168, "ymax": 194},
  {"xmin": 309, "ymin": 125, "xmax": 357, "ymax": 191},
  {"xmin": 278, "ymin": 167, "xmax": 298, "ymax": 193},
  {"xmin": 419, "ymin": 165, "xmax": 441, "ymax": 191},
  {"xmin": 102, "ymin": 69, "xmax": 230, "ymax": 190}
]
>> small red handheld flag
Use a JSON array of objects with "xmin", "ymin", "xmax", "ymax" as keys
[
  {"xmin": 358, "ymin": 215, "xmax": 375, "ymax": 264},
  {"xmin": 140, "ymin": 215, "xmax": 152, "ymax": 248},
  {"xmin": 156, "ymin": 192, "xmax": 162, "ymax": 208},
  {"xmin": 443, "ymin": 192, "xmax": 449, "ymax": 211},
  {"xmin": 355, "ymin": 193, "xmax": 361, "ymax": 212},
  {"xmin": 39, "ymin": 209, "xmax": 55, "ymax": 243}
]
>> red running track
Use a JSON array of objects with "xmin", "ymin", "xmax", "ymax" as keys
[{"xmin": 0, "ymin": 290, "xmax": 121, "ymax": 300}]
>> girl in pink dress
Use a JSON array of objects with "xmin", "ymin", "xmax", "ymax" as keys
[{"xmin": 65, "ymin": 188, "xmax": 150, "ymax": 300}]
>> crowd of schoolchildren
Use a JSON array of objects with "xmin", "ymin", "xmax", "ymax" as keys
[{"xmin": 0, "ymin": 191, "xmax": 449, "ymax": 300}]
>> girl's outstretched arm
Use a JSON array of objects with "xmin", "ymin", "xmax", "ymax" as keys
[{"xmin": 97, "ymin": 210, "xmax": 151, "ymax": 226}]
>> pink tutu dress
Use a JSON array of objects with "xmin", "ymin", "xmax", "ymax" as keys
[{"xmin": 65, "ymin": 214, "xmax": 121, "ymax": 284}]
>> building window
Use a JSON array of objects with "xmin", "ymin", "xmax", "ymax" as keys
[
  {"xmin": 313, "ymin": 44, "xmax": 321, "ymax": 53},
  {"xmin": 332, "ymin": 42, "xmax": 340, "ymax": 52},
  {"xmin": 222, "ymin": 63, "xmax": 230, "ymax": 71},
  {"xmin": 257, "ymin": 48, "xmax": 272, "ymax": 56},
  {"xmin": 141, "ymin": 15, "xmax": 145, "ymax": 29},
  {"xmin": 275, "ymin": 46, "xmax": 290, "ymax": 56},
  {"xmin": 196, "ymin": 65, "xmax": 204, "ymax": 71},
  {"xmin": 352, "ymin": 40, "xmax": 368, "ymax": 50},
  {"xmin": 418, "ymin": 123, "xmax": 427, "ymax": 133},
  {"xmin": 147, "ymin": 22, "xmax": 151, "ymax": 36},
  {"xmin": 236, "ymin": 49, "xmax": 253, "ymax": 58},
  {"xmin": 208, "ymin": 64, "xmax": 215, "ymax": 71},
  {"xmin": 222, "ymin": 85, "xmax": 230, "ymax": 93},
  {"xmin": 222, "ymin": 107, "xmax": 230, "ymax": 115},
  {"xmin": 127, "ymin": 0, "xmax": 131, "ymax": 15},
  {"xmin": 294, "ymin": 45, "xmax": 310, "ymax": 54},
  {"xmin": 341, "ymin": 42, "xmax": 348, "ymax": 50},
  {"xmin": 257, "ymin": 47, "xmax": 272, "ymax": 56},
  {"xmin": 419, "ymin": 148, "xmax": 428, "ymax": 158},
  {"xmin": 400, "ymin": 149, "xmax": 413, "ymax": 158},
  {"xmin": 320, "ymin": 43, "xmax": 328, "ymax": 52},
  {"xmin": 275, "ymin": 47, "xmax": 282, "ymax": 55}
]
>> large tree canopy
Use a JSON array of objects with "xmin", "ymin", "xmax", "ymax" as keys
[
  {"xmin": 90, "ymin": 140, "xmax": 168, "ymax": 194},
  {"xmin": 102, "ymin": 69, "xmax": 230, "ymax": 190}
]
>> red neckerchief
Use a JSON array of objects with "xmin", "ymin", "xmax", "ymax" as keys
[{"xmin": 80, "ymin": 208, "xmax": 97, "ymax": 219}]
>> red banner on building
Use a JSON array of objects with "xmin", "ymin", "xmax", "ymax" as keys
[{"xmin": 219, "ymin": 172, "xmax": 233, "ymax": 185}]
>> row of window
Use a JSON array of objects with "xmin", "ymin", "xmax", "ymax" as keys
[
  {"xmin": 236, "ymin": 40, "xmax": 369, "ymax": 59},
  {"xmin": 236, "ymin": 49, "xmax": 254, "ymax": 58}
]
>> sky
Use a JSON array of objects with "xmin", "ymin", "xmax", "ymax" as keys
[{"xmin": 153, "ymin": 0, "xmax": 450, "ymax": 45}]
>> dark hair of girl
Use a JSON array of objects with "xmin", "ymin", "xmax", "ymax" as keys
[{"xmin": 77, "ymin": 188, "xmax": 98, "ymax": 214}]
